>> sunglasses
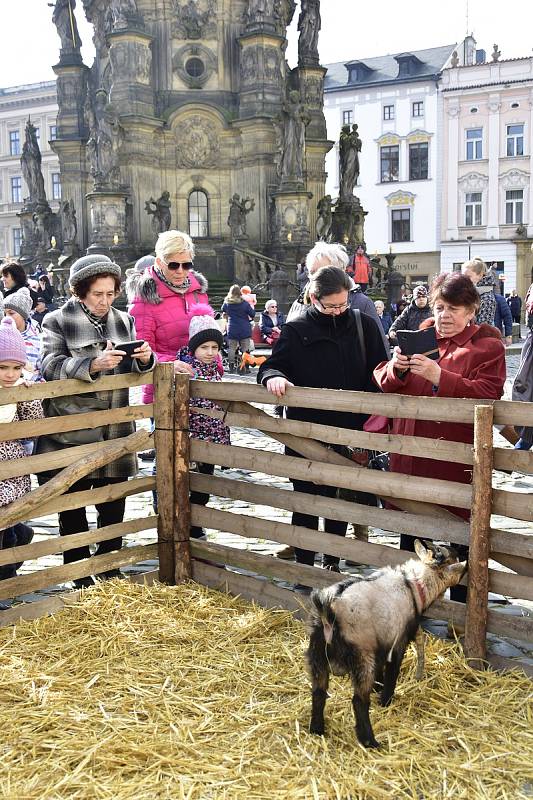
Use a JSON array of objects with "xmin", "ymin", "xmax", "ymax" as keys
[{"xmin": 164, "ymin": 260, "xmax": 194, "ymax": 271}]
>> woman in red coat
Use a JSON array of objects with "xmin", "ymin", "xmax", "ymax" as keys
[{"xmin": 373, "ymin": 272, "xmax": 506, "ymax": 601}]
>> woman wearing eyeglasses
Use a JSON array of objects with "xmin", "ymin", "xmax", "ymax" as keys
[
  {"xmin": 130, "ymin": 230, "xmax": 211, "ymax": 403},
  {"xmin": 258, "ymin": 266, "xmax": 388, "ymax": 575}
]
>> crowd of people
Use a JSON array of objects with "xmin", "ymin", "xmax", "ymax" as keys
[{"xmin": 0, "ymin": 232, "xmax": 531, "ymax": 605}]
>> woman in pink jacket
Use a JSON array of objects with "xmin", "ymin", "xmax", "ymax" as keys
[{"xmin": 130, "ymin": 229, "xmax": 210, "ymax": 402}]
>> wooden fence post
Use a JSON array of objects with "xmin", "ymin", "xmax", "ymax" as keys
[
  {"xmin": 464, "ymin": 404, "xmax": 494, "ymax": 669},
  {"xmin": 154, "ymin": 363, "xmax": 176, "ymax": 584},
  {"xmin": 174, "ymin": 373, "xmax": 192, "ymax": 582}
]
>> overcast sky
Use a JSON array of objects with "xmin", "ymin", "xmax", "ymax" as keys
[{"xmin": 1, "ymin": 0, "xmax": 532, "ymax": 88}]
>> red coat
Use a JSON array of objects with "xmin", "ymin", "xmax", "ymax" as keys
[{"xmin": 373, "ymin": 320, "xmax": 506, "ymax": 519}]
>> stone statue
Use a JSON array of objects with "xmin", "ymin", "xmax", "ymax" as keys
[
  {"xmin": 61, "ymin": 200, "xmax": 78, "ymax": 243},
  {"xmin": 110, "ymin": 0, "xmax": 138, "ymax": 30},
  {"xmin": 248, "ymin": 0, "xmax": 275, "ymax": 22},
  {"xmin": 297, "ymin": 0, "xmax": 320, "ymax": 64},
  {"xmin": 278, "ymin": 91, "xmax": 310, "ymax": 185},
  {"xmin": 85, "ymin": 90, "xmax": 123, "ymax": 188},
  {"xmin": 491, "ymin": 43, "xmax": 501, "ymax": 62},
  {"xmin": 144, "ymin": 191, "xmax": 172, "ymax": 234},
  {"xmin": 315, "ymin": 195, "xmax": 332, "ymax": 240},
  {"xmin": 227, "ymin": 194, "xmax": 255, "ymax": 239},
  {"xmin": 21, "ymin": 120, "xmax": 47, "ymax": 208},
  {"xmin": 339, "ymin": 123, "xmax": 362, "ymax": 201},
  {"xmin": 52, "ymin": 0, "xmax": 82, "ymax": 54}
]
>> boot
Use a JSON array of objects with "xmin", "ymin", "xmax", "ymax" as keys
[{"xmin": 228, "ymin": 363, "xmax": 235, "ymax": 374}]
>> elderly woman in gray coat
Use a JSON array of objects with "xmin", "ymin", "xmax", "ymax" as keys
[{"xmin": 37, "ymin": 254, "xmax": 155, "ymax": 587}]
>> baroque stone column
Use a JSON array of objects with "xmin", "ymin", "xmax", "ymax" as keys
[{"xmin": 108, "ymin": 29, "xmax": 155, "ymax": 118}]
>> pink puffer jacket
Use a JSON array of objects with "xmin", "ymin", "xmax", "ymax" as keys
[{"xmin": 129, "ymin": 265, "xmax": 209, "ymax": 402}]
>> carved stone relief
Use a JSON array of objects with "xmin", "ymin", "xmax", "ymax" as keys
[
  {"xmin": 241, "ymin": 47, "xmax": 259, "ymax": 86},
  {"xmin": 172, "ymin": 0, "xmax": 217, "ymax": 39},
  {"xmin": 458, "ymin": 172, "xmax": 489, "ymax": 192},
  {"xmin": 302, "ymin": 74, "xmax": 323, "ymax": 108},
  {"xmin": 174, "ymin": 116, "xmax": 220, "ymax": 168},
  {"xmin": 500, "ymin": 169, "xmax": 529, "ymax": 189},
  {"xmin": 110, "ymin": 39, "xmax": 152, "ymax": 84}
]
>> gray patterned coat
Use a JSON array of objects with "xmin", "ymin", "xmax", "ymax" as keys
[{"xmin": 36, "ymin": 298, "xmax": 155, "ymax": 478}]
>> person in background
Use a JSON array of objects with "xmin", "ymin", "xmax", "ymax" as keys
[
  {"xmin": 388, "ymin": 285, "xmax": 432, "ymax": 344},
  {"xmin": 37, "ymin": 274, "xmax": 55, "ymax": 310},
  {"xmin": 494, "ymin": 291, "xmax": 513, "ymax": 346},
  {"xmin": 3, "ymin": 288, "xmax": 43, "ymax": 381},
  {"xmin": 260, "ymin": 299, "xmax": 285, "ymax": 344},
  {"xmin": 511, "ymin": 283, "xmax": 533, "ymax": 451},
  {"xmin": 374, "ymin": 300, "xmax": 393, "ymax": 335},
  {"xmin": 176, "ymin": 307, "xmax": 230, "ymax": 539},
  {"xmin": 1, "ymin": 262, "xmax": 38, "ymax": 308},
  {"xmin": 221, "ymin": 284, "xmax": 255, "ymax": 373},
  {"xmin": 0, "ymin": 316, "xmax": 43, "ymax": 601},
  {"xmin": 374, "ymin": 273, "xmax": 506, "ymax": 603},
  {"xmin": 241, "ymin": 285, "xmax": 257, "ymax": 310},
  {"xmin": 125, "ymin": 254, "xmax": 155, "ymax": 305},
  {"xmin": 461, "ymin": 257, "xmax": 496, "ymax": 326},
  {"xmin": 258, "ymin": 266, "xmax": 388, "ymax": 577},
  {"xmin": 296, "ymin": 259, "xmax": 308, "ymax": 293},
  {"xmin": 31, "ymin": 296, "xmax": 49, "ymax": 327},
  {"xmin": 508, "ymin": 289, "xmax": 522, "ymax": 325},
  {"xmin": 349, "ymin": 245, "xmax": 372, "ymax": 293}
]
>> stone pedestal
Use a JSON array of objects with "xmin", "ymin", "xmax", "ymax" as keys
[
  {"xmin": 238, "ymin": 31, "xmax": 286, "ymax": 117},
  {"xmin": 86, "ymin": 191, "xmax": 129, "ymax": 255},
  {"xmin": 270, "ymin": 189, "xmax": 312, "ymax": 251},
  {"xmin": 331, "ymin": 196, "xmax": 368, "ymax": 250},
  {"xmin": 108, "ymin": 29, "xmax": 155, "ymax": 118},
  {"xmin": 53, "ymin": 62, "xmax": 89, "ymax": 140}
]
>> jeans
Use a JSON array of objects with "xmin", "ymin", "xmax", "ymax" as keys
[
  {"xmin": 190, "ymin": 462, "xmax": 215, "ymax": 539},
  {"xmin": 0, "ymin": 523, "xmax": 34, "ymax": 580}
]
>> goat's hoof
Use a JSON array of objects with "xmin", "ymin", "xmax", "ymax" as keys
[
  {"xmin": 309, "ymin": 723, "xmax": 325, "ymax": 736},
  {"xmin": 379, "ymin": 694, "xmax": 393, "ymax": 707},
  {"xmin": 365, "ymin": 738, "xmax": 380, "ymax": 749}
]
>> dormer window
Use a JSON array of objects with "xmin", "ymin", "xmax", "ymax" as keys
[
  {"xmin": 394, "ymin": 53, "xmax": 423, "ymax": 78},
  {"xmin": 346, "ymin": 60, "xmax": 373, "ymax": 84}
]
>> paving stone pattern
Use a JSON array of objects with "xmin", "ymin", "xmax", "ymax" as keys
[{"xmin": 9, "ymin": 351, "xmax": 533, "ymax": 670}]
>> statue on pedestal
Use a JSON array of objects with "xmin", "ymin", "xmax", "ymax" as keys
[
  {"xmin": 297, "ymin": 0, "xmax": 321, "ymax": 65},
  {"xmin": 109, "ymin": 0, "xmax": 138, "ymax": 30},
  {"xmin": 339, "ymin": 123, "xmax": 362, "ymax": 201},
  {"xmin": 315, "ymin": 195, "xmax": 332, "ymax": 240},
  {"xmin": 61, "ymin": 200, "xmax": 78, "ymax": 244},
  {"xmin": 247, "ymin": 0, "xmax": 275, "ymax": 24},
  {"xmin": 21, "ymin": 120, "xmax": 47, "ymax": 208},
  {"xmin": 85, "ymin": 90, "xmax": 123, "ymax": 188},
  {"xmin": 227, "ymin": 194, "xmax": 255, "ymax": 240},
  {"xmin": 145, "ymin": 191, "xmax": 172, "ymax": 235},
  {"xmin": 52, "ymin": 0, "xmax": 82, "ymax": 55},
  {"xmin": 277, "ymin": 91, "xmax": 310, "ymax": 186}
]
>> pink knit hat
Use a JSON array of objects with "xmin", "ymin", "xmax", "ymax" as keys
[{"xmin": 0, "ymin": 317, "xmax": 27, "ymax": 365}]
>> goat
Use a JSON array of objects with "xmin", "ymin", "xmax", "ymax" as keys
[{"xmin": 306, "ymin": 540, "xmax": 467, "ymax": 748}]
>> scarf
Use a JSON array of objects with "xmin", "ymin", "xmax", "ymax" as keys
[
  {"xmin": 154, "ymin": 266, "xmax": 191, "ymax": 296},
  {"xmin": 79, "ymin": 301, "xmax": 108, "ymax": 339}
]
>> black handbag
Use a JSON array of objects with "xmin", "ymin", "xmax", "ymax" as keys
[{"xmin": 45, "ymin": 393, "xmax": 110, "ymax": 445}]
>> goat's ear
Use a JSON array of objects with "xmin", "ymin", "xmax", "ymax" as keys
[{"xmin": 414, "ymin": 539, "xmax": 430, "ymax": 562}]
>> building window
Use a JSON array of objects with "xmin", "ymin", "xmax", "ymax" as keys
[
  {"xmin": 412, "ymin": 101, "xmax": 423, "ymax": 117},
  {"xmin": 380, "ymin": 145, "xmax": 399, "ymax": 182},
  {"xmin": 49, "ymin": 125, "xmax": 57, "ymax": 141},
  {"xmin": 383, "ymin": 104, "xmax": 395, "ymax": 121},
  {"xmin": 9, "ymin": 131, "xmax": 20, "ymax": 156},
  {"xmin": 12, "ymin": 228, "xmax": 22, "ymax": 256},
  {"xmin": 185, "ymin": 57, "xmax": 205, "ymax": 78},
  {"xmin": 342, "ymin": 109, "xmax": 353, "ymax": 125},
  {"xmin": 34, "ymin": 127, "xmax": 40, "ymax": 146},
  {"xmin": 465, "ymin": 192, "xmax": 482, "ymax": 226},
  {"xmin": 505, "ymin": 189, "xmax": 523, "ymax": 224},
  {"xmin": 409, "ymin": 142, "xmax": 428, "ymax": 180},
  {"xmin": 506, "ymin": 124, "xmax": 524, "ymax": 157},
  {"xmin": 466, "ymin": 128, "xmax": 483, "ymax": 160},
  {"xmin": 51, "ymin": 173, "xmax": 61, "ymax": 200},
  {"xmin": 391, "ymin": 208, "xmax": 410, "ymax": 242},
  {"xmin": 188, "ymin": 190, "xmax": 209, "ymax": 237},
  {"xmin": 11, "ymin": 176, "xmax": 22, "ymax": 203}
]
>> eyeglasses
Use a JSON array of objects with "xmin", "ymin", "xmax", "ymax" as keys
[
  {"xmin": 163, "ymin": 260, "xmax": 194, "ymax": 271},
  {"xmin": 317, "ymin": 299, "xmax": 350, "ymax": 312}
]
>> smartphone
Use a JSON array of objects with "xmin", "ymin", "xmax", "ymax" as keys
[{"xmin": 114, "ymin": 340, "xmax": 144, "ymax": 356}]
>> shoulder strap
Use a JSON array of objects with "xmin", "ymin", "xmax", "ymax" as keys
[{"xmin": 353, "ymin": 308, "xmax": 366, "ymax": 373}]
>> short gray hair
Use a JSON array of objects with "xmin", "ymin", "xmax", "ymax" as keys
[
  {"xmin": 155, "ymin": 230, "xmax": 195, "ymax": 262},
  {"xmin": 306, "ymin": 242, "xmax": 349, "ymax": 274},
  {"xmin": 265, "ymin": 299, "xmax": 277, "ymax": 312}
]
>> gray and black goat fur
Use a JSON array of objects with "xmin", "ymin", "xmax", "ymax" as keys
[{"xmin": 306, "ymin": 540, "xmax": 467, "ymax": 749}]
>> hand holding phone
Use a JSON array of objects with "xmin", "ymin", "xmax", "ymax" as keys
[{"xmin": 114, "ymin": 340, "xmax": 145, "ymax": 357}]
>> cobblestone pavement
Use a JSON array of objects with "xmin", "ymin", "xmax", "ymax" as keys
[{"xmin": 7, "ymin": 351, "xmax": 533, "ymax": 671}]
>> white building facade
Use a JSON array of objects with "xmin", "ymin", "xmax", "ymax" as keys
[
  {"xmin": 0, "ymin": 81, "xmax": 60, "ymax": 259},
  {"xmin": 324, "ymin": 45, "xmax": 456, "ymax": 286},
  {"xmin": 440, "ymin": 54, "xmax": 533, "ymax": 295}
]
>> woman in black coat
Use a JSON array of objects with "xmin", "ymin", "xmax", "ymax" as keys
[
  {"xmin": 257, "ymin": 266, "xmax": 388, "ymax": 573},
  {"xmin": 1, "ymin": 261, "xmax": 38, "ymax": 308}
]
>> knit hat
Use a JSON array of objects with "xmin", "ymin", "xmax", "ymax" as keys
[
  {"xmin": 413, "ymin": 285, "xmax": 428, "ymax": 299},
  {"xmin": 134, "ymin": 255, "xmax": 155, "ymax": 273},
  {"xmin": 188, "ymin": 304, "xmax": 223, "ymax": 354},
  {"xmin": 4, "ymin": 287, "xmax": 32, "ymax": 322},
  {"xmin": 69, "ymin": 254, "xmax": 122, "ymax": 290},
  {"xmin": 0, "ymin": 316, "xmax": 27, "ymax": 364}
]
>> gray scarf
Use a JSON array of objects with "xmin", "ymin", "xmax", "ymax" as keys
[{"xmin": 154, "ymin": 266, "xmax": 191, "ymax": 295}]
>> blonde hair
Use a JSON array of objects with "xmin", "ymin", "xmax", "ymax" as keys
[
  {"xmin": 462, "ymin": 256, "xmax": 486, "ymax": 276},
  {"xmin": 155, "ymin": 230, "xmax": 195, "ymax": 262},
  {"xmin": 224, "ymin": 284, "xmax": 242, "ymax": 303}
]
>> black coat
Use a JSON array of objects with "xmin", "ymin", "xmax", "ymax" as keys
[{"xmin": 257, "ymin": 306, "xmax": 388, "ymax": 431}]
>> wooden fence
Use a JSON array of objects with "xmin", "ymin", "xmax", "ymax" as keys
[{"xmin": 0, "ymin": 363, "xmax": 532, "ymax": 675}]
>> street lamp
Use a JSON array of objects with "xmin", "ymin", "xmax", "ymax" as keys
[{"xmin": 466, "ymin": 235, "xmax": 473, "ymax": 260}]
